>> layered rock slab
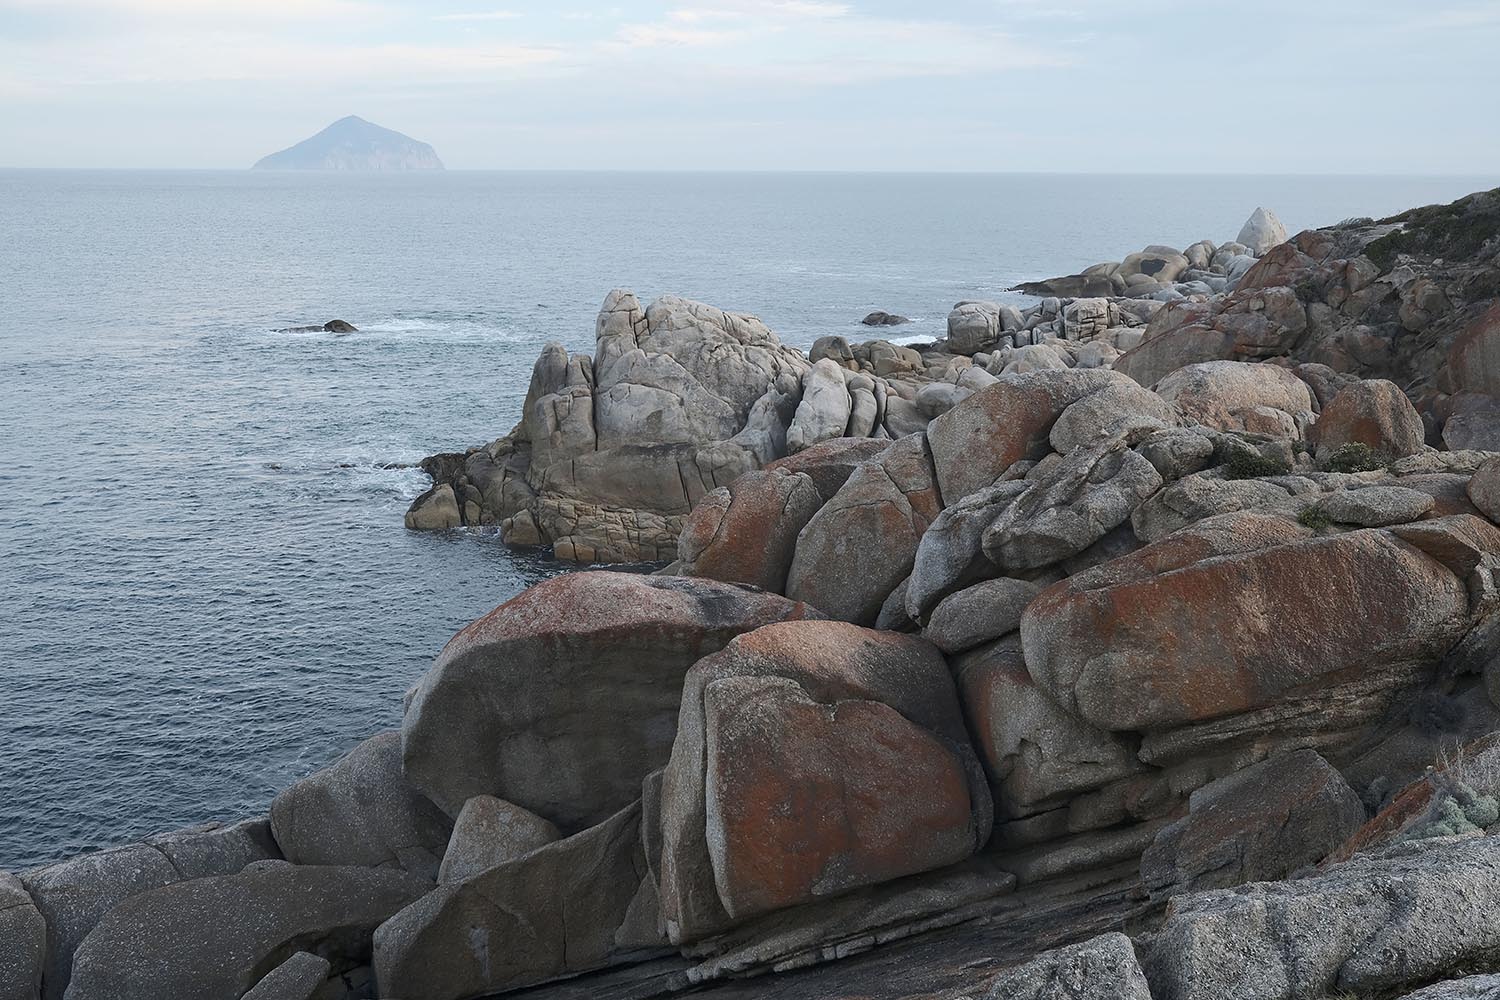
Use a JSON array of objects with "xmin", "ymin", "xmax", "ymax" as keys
[
  {"xmin": 63, "ymin": 864, "xmax": 429, "ymax": 1000},
  {"xmin": 1021, "ymin": 512, "xmax": 1475, "ymax": 731},
  {"xmin": 656, "ymin": 620, "xmax": 992, "ymax": 944},
  {"xmin": 401, "ymin": 572, "xmax": 821, "ymax": 829},
  {"xmin": 1140, "ymin": 749, "xmax": 1365, "ymax": 899}
]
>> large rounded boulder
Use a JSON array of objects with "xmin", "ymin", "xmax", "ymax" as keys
[
  {"xmin": 655, "ymin": 620, "xmax": 992, "ymax": 944},
  {"xmin": 401, "ymin": 572, "xmax": 822, "ymax": 830},
  {"xmin": 1020, "ymin": 512, "xmax": 1478, "ymax": 732}
]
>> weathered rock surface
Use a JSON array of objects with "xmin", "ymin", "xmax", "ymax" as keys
[
  {"xmin": 952, "ymin": 637, "xmax": 1140, "ymax": 812},
  {"xmin": 270, "ymin": 730, "xmax": 452, "ymax": 879},
  {"xmin": 1021, "ymin": 512, "xmax": 1475, "ymax": 731},
  {"xmin": 905, "ymin": 481, "xmax": 1028, "ymax": 622},
  {"xmin": 64, "ymin": 864, "xmax": 428, "ymax": 1000},
  {"xmin": 373, "ymin": 803, "xmax": 661, "ymax": 1000},
  {"xmin": 927, "ymin": 370, "xmax": 1130, "ymax": 502},
  {"xmin": 656, "ymin": 620, "xmax": 991, "ymax": 944},
  {"xmin": 22, "ymin": 821, "xmax": 280, "ymax": 999},
  {"xmin": 982, "ymin": 932, "xmax": 1152, "ymax": 1000},
  {"xmin": 786, "ymin": 434, "xmax": 943, "ymax": 625},
  {"xmin": 764, "ymin": 435, "xmax": 890, "ymax": 500},
  {"xmin": 1470, "ymin": 456, "xmax": 1500, "ymax": 523},
  {"xmin": 1153, "ymin": 360, "xmax": 1313, "ymax": 438},
  {"xmin": 982, "ymin": 435, "xmax": 1163, "ymax": 572},
  {"xmin": 1, "ymin": 872, "xmax": 44, "ymax": 1000},
  {"xmin": 1235, "ymin": 207, "xmax": 1288, "ymax": 256},
  {"xmin": 1140, "ymin": 749, "xmax": 1365, "ymax": 899},
  {"xmin": 676, "ymin": 469, "xmax": 823, "ymax": 593},
  {"xmin": 240, "ymin": 951, "xmax": 330, "ymax": 1000},
  {"xmin": 1398, "ymin": 974, "xmax": 1500, "ymax": 1000},
  {"xmin": 1142, "ymin": 836, "xmax": 1500, "ymax": 1000},
  {"xmin": 1310, "ymin": 378, "xmax": 1427, "ymax": 459},
  {"xmin": 1319, "ymin": 484, "xmax": 1436, "ymax": 527},
  {"xmin": 436, "ymin": 795, "xmax": 560, "ymax": 885},
  {"xmin": 923, "ymin": 577, "xmax": 1042, "ymax": 654},
  {"xmin": 401, "ymin": 571, "xmax": 820, "ymax": 828}
]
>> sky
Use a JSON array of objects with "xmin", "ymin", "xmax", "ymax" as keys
[{"xmin": 0, "ymin": 0, "xmax": 1497, "ymax": 171}]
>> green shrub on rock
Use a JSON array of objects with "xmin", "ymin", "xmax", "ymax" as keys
[
  {"xmin": 1222, "ymin": 447, "xmax": 1291, "ymax": 480},
  {"xmin": 1298, "ymin": 506, "xmax": 1333, "ymax": 531},
  {"xmin": 1320, "ymin": 443, "xmax": 1391, "ymax": 474}
]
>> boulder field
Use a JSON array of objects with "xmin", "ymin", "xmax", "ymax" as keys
[{"xmin": 8, "ymin": 191, "xmax": 1500, "ymax": 999}]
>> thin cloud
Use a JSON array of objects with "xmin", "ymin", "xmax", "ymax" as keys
[{"xmin": 433, "ymin": 9, "xmax": 524, "ymax": 21}]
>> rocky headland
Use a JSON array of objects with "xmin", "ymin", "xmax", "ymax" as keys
[{"xmin": 6, "ymin": 188, "xmax": 1500, "ymax": 1000}]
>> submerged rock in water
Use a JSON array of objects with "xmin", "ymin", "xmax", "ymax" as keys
[
  {"xmin": 275, "ymin": 319, "xmax": 357, "ymax": 333},
  {"xmin": 862, "ymin": 311, "xmax": 912, "ymax": 326}
]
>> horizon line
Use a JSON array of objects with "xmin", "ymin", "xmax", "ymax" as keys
[{"xmin": 1, "ymin": 166, "xmax": 1495, "ymax": 180}]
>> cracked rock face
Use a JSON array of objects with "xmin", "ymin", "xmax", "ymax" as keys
[
  {"xmin": 655, "ymin": 620, "xmax": 991, "ymax": 944},
  {"xmin": 1142, "ymin": 835, "xmax": 1500, "ymax": 1000},
  {"xmin": 1140, "ymin": 749, "xmax": 1365, "ymax": 899},
  {"xmin": 1020, "ymin": 511, "xmax": 1477, "ymax": 732},
  {"xmin": 21, "ymin": 820, "xmax": 280, "ymax": 999},
  {"xmin": 786, "ymin": 433, "xmax": 943, "ymax": 625}
]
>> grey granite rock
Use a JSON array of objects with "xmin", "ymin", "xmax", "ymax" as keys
[
  {"xmin": 982, "ymin": 932, "xmax": 1151, "ymax": 1000},
  {"xmin": 437, "ymin": 795, "xmax": 561, "ymax": 885},
  {"xmin": 271, "ymin": 731, "xmax": 452, "ymax": 879}
]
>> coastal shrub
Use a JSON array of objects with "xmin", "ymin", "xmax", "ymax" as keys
[
  {"xmin": 1402, "ymin": 746, "xmax": 1500, "ymax": 844},
  {"xmin": 1367, "ymin": 191, "xmax": 1500, "ymax": 272},
  {"xmin": 1320, "ymin": 443, "xmax": 1391, "ymax": 474},
  {"xmin": 1297, "ymin": 506, "xmax": 1333, "ymax": 531},
  {"xmin": 1222, "ymin": 447, "xmax": 1290, "ymax": 480}
]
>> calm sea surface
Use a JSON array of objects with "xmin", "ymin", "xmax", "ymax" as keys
[{"xmin": 1, "ymin": 170, "xmax": 1492, "ymax": 869}]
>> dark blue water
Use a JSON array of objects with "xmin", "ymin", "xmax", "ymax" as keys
[{"xmin": 1, "ymin": 170, "xmax": 1492, "ymax": 869}]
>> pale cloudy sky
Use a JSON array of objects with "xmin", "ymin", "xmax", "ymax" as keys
[{"xmin": 0, "ymin": 0, "xmax": 1496, "ymax": 170}]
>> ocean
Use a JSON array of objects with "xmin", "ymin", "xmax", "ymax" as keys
[{"xmin": 0, "ymin": 169, "xmax": 1492, "ymax": 870}]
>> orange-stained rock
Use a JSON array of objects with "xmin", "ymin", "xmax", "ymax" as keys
[
  {"xmin": 1311, "ymin": 379, "xmax": 1426, "ymax": 459},
  {"xmin": 1153, "ymin": 360, "xmax": 1314, "ymax": 438},
  {"xmin": 1449, "ymin": 301, "xmax": 1500, "ymax": 396},
  {"xmin": 401, "ymin": 572, "xmax": 822, "ymax": 830},
  {"xmin": 704, "ymin": 675, "xmax": 975, "ymax": 919},
  {"xmin": 764, "ymin": 436, "xmax": 891, "ymax": 500},
  {"xmin": 655, "ymin": 620, "xmax": 991, "ymax": 944},
  {"xmin": 1020, "ymin": 513, "xmax": 1475, "ymax": 732},
  {"xmin": 924, "ymin": 369, "xmax": 1132, "ymax": 503},
  {"xmin": 676, "ymin": 469, "xmax": 823, "ymax": 593},
  {"xmin": 1115, "ymin": 326, "xmax": 1238, "ymax": 389},
  {"xmin": 785, "ymin": 433, "xmax": 944, "ymax": 625}
]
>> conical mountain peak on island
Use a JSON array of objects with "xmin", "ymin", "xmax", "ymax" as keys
[{"xmin": 252, "ymin": 115, "xmax": 444, "ymax": 171}]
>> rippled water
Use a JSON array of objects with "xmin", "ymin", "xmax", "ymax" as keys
[{"xmin": 0, "ymin": 169, "xmax": 1491, "ymax": 869}]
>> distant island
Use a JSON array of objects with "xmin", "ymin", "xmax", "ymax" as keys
[{"xmin": 252, "ymin": 115, "xmax": 444, "ymax": 171}]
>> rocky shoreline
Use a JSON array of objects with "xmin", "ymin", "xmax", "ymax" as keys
[{"xmin": 6, "ymin": 189, "xmax": 1500, "ymax": 1000}]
